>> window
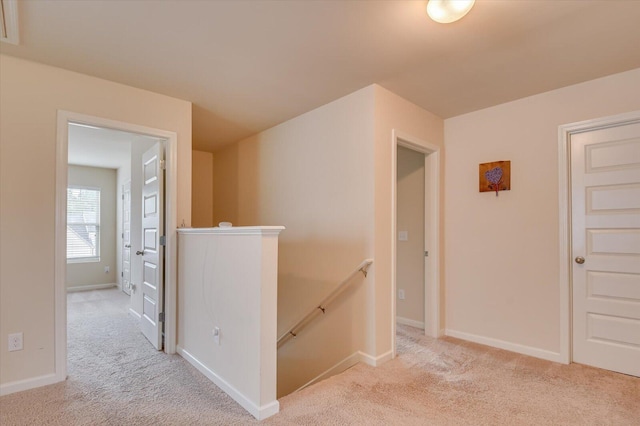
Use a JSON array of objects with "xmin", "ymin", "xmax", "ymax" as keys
[{"xmin": 67, "ymin": 187, "xmax": 100, "ymax": 262}]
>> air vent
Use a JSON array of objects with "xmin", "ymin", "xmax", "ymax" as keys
[{"xmin": 0, "ymin": 0, "xmax": 19, "ymax": 45}]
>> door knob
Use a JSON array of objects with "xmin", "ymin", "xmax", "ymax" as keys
[
  {"xmin": 136, "ymin": 250, "xmax": 144, "ymax": 256},
  {"xmin": 575, "ymin": 256, "xmax": 585, "ymax": 264}
]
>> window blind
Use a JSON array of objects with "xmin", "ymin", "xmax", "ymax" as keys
[{"xmin": 67, "ymin": 187, "xmax": 100, "ymax": 261}]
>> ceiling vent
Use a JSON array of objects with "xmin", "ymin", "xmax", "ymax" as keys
[{"xmin": 0, "ymin": 0, "xmax": 19, "ymax": 45}]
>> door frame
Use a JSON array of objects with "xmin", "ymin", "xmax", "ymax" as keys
[
  {"xmin": 121, "ymin": 180, "xmax": 132, "ymax": 296},
  {"xmin": 391, "ymin": 130, "xmax": 441, "ymax": 357},
  {"xmin": 55, "ymin": 110, "xmax": 179, "ymax": 381},
  {"xmin": 557, "ymin": 109, "xmax": 640, "ymax": 365}
]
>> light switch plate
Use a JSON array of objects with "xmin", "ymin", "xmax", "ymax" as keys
[{"xmin": 398, "ymin": 231, "xmax": 408, "ymax": 241}]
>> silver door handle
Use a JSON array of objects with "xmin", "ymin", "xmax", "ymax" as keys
[
  {"xmin": 136, "ymin": 250, "xmax": 144, "ymax": 256},
  {"xmin": 575, "ymin": 256, "xmax": 585, "ymax": 264}
]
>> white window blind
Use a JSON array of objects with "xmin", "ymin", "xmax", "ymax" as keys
[{"xmin": 67, "ymin": 187, "xmax": 100, "ymax": 262}]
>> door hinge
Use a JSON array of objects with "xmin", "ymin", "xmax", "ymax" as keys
[
  {"xmin": 121, "ymin": 271, "xmax": 123, "ymax": 277},
  {"xmin": 122, "ymin": 193, "xmax": 124, "ymax": 200},
  {"xmin": 160, "ymin": 235, "xmax": 166, "ymax": 246},
  {"xmin": 159, "ymin": 312, "xmax": 165, "ymax": 322},
  {"xmin": 160, "ymin": 160, "xmax": 166, "ymax": 170},
  {"xmin": 424, "ymin": 251, "xmax": 429, "ymax": 257}
]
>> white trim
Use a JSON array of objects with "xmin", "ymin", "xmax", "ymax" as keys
[
  {"xmin": 163, "ymin": 130, "xmax": 179, "ymax": 355},
  {"xmin": 360, "ymin": 349, "xmax": 393, "ymax": 367},
  {"xmin": 66, "ymin": 283, "xmax": 117, "ymax": 293},
  {"xmin": 445, "ymin": 329, "xmax": 563, "ymax": 363},
  {"xmin": 295, "ymin": 351, "xmax": 362, "ymax": 393},
  {"xmin": 557, "ymin": 122, "xmax": 571, "ymax": 365},
  {"xmin": 177, "ymin": 347, "xmax": 279, "ymax": 420},
  {"xmin": 129, "ymin": 308, "xmax": 142, "ymax": 320},
  {"xmin": 396, "ymin": 316, "xmax": 425, "ymax": 330},
  {"xmin": 66, "ymin": 257, "xmax": 101, "ymax": 264},
  {"xmin": 0, "ymin": 0, "xmax": 20, "ymax": 45},
  {"xmin": 0, "ymin": 373, "xmax": 59, "ymax": 397},
  {"xmin": 391, "ymin": 129, "xmax": 442, "ymax": 360},
  {"xmin": 56, "ymin": 110, "xmax": 180, "ymax": 395},
  {"xmin": 177, "ymin": 226, "xmax": 285, "ymax": 236},
  {"xmin": 54, "ymin": 116, "xmax": 69, "ymax": 386},
  {"xmin": 292, "ymin": 349, "xmax": 393, "ymax": 395},
  {"xmin": 557, "ymin": 109, "xmax": 640, "ymax": 366}
]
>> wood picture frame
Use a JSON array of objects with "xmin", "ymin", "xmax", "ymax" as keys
[{"xmin": 479, "ymin": 160, "xmax": 511, "ymax": 194}]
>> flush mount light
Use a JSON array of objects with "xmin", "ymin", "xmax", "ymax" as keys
[{"xmin": 427, "ymin": 0, "xmax": 475, "ymax": 24}]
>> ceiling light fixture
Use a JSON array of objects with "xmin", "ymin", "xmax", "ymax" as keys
[{"xmin": 427, "ymin": 0, "xmax": 475, "ymax": 24}]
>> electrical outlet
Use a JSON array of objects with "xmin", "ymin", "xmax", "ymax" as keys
[
  {"xmin": 213, "ymin": 327, "xmax": 221, "ymax": 345},
  {"xmin": 398, "ymin": 289, "xmax": 405, "ymax": 300},
  {"xmin": 104, "ymin": 266, "xmax": 110, "ymax": 274},
  {"xmin": 8, "ymin": 332, "xmax": 23, "ymax": 352}
]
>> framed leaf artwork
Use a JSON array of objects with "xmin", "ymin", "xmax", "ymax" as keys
[{"xmin": 479, "ymin": 161, "xmax": 511, "ymax": 196}]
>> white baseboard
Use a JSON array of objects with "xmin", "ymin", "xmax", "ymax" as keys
[
  {"xmin": 0, "ymin": 373, "xmax": 63, "ymax": 396},
  {"xmin": 360, "ymin": 349, "xmax": 393, "ymax": 367},
  {"xmin": 177, "ymin": 346, "xmax": 279, "ymax": 420},
  {"xmin": 396, "ymin": 316, "xmax": 425, "ymax": 330},
  {"xmin": 444, "ymin": 329, "xmax": 563, "ymax": 363},
  {"xmin": 66, "ymin": 283, "xmax": 117, "ymax": 293},
  {"xmin": 294, "ymin": 348, "xmax": 393, "ymax": 394},
  {"xmin": 296, "ymin": 351, "xmax": 362, "ymax": 393}
]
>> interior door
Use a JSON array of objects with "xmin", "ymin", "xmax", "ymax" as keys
[
  {"xmin": 122, "ymin": 180, "xmax": 132, "ymax": 296},
  {"xmin": 571, "ymin": 120, "xmax": 640, "ymax": 377},
  {"xmin": 138, "ymin": 143, "xmax": 164, "ymax": 350}
]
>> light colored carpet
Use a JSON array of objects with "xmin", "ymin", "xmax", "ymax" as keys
[
  {"xmin": 270, "ymin": 325, "xmax": 640, "ymax": 425},
  {"xmin": 1, "ymin": 288, "xmax": 638, "ymax": 425},
  {"xmin": 1, "ymin": 288, "xmax": 256, "ymax": 425}
]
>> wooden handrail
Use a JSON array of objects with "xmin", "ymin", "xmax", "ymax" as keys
[{"xmin": 277, "ymin": 259, "xmax": 373, "ymax": 348}]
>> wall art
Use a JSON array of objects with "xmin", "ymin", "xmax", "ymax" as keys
[{"xmin": 479, "ymin": 160, "xmax": 511, "ymax": 196}]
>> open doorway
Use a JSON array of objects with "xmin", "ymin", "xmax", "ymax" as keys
[
  {"xmin": 66, "ymin": 122, "xmax": 166, "ymax": 349},
  {"xmin": 396, "ymin": 145, "xmax": 426, "ymax": 329},
  {"xmin": 67, "ymin": 123, "xmax": 132, "ymax": 295},
  {"xmin": 55, "ymin": 111, "xmax": 179, "ymax": 381},
  {"xmin": 391, "ymin": 130, "xmax": 441, "ymax": 357}
]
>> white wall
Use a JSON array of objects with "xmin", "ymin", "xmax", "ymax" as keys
[
  {"xmin": 0, "ymin": 54, "xmax": 192, "ymax": 389},
  {"xmin": 444, "ymin": 68, "xmax": 640, "ymax": 358},
  {"xmin": 66, "ymin": 165, "xmax": 117, "ymax": 290},
  {"xmin": 213, "ymin": 86, "xmax": 376, "ymax": 396},
  {"xmin": 177, "ymin": 227, "xmax": 282, "ymax": 420},
  {"xmin": 373, "ymin": 86, "xmax": 444, "ymax": 354},
  {"xmin": 211, "ymin": 84, "xmax": 445, "ymax": 395},
  {"xmin": 396, "ymin": 146, "xmax": 425, "ymax": 326},
  {"xmin": 192, "ymin": 150, "xmax": 214, "ymax": 227}
]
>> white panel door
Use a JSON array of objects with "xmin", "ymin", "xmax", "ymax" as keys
[
  {"xmin": 571, "ymin": 120, "xmax": 640, "ymax": 377},
  {"xmin": 138, "ymin": 143, "xmax": 164, "ymax": 350},
  {"xmin": 122, "ymin": 180, "xmax": 132, "ymax": 296}
]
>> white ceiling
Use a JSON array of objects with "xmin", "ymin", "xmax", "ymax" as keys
[
  {"xmin": 68, "ymin": 124, "xmax": 131, "ymax": 170},
  {"xmin": 2, "ymin": 1, "xmax": 640, "ymax": 152}
]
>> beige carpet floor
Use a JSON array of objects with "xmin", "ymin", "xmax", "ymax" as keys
[
  {"xmin": 1, "ymin": 288, "xmax": 638, "ymax": 425},
  {"xmin": 270, "ymin": 325, "xmax": 640, "ymax": 425}
]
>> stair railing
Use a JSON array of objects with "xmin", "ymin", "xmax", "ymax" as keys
[{"xmin": 277, "ymin": 258, "xmax": 373, "ymax": 349}]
